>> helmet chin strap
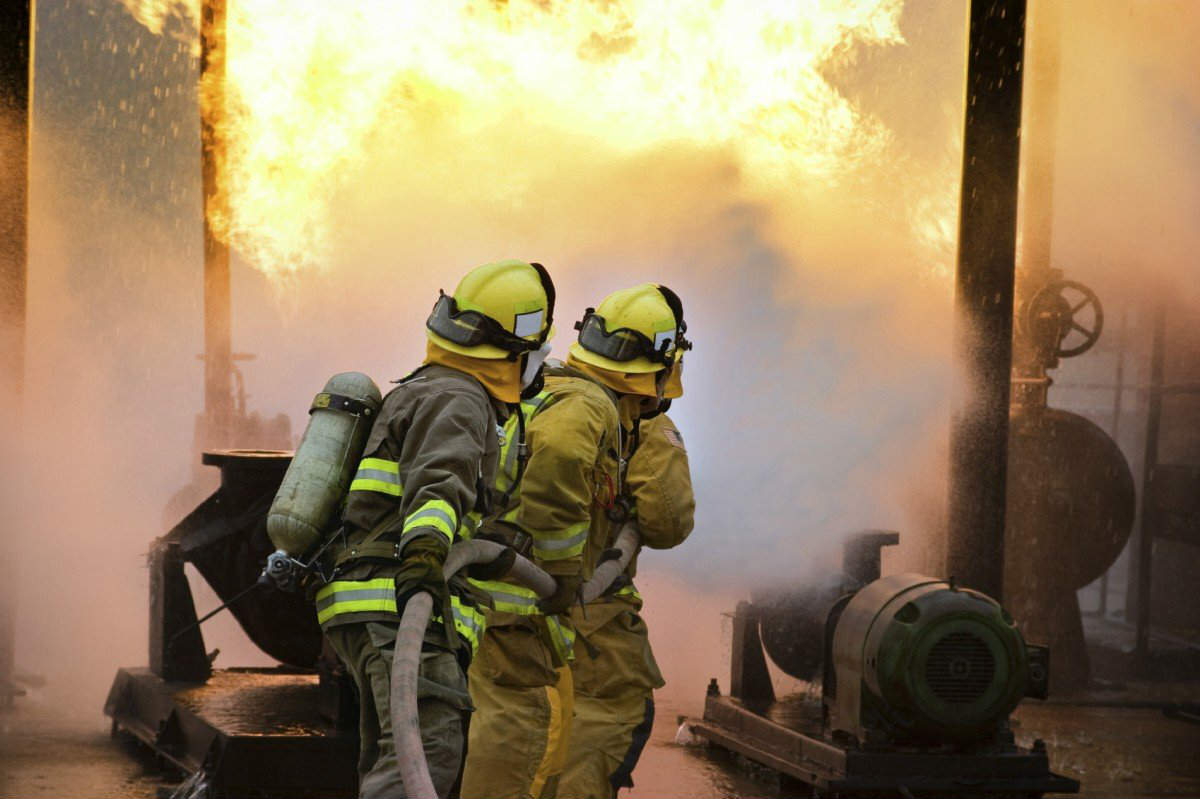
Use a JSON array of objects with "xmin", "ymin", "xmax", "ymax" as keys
[{"xmin": 520, "ymin": 341, "xmax": 553, "ymax": 394}]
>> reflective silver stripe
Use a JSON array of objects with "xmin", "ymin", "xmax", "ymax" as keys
[
  {"xmin": 406, "ymin": 507, "xmax": 455, "ymax": 532},
  {"xmin": 535, "ymin": 529, "xmax": 589, "ymax": 551},
  {"xmin": 354, "ymin": 468, "xmax": 400, "ymax": 484},
  {"xmin": 453, "ymin": 607, "xmax": 484, "ymax": 638},
  {"xmin": 315, "ymin": 587, "xmax": 395, "ymax": 613},
  {"xmin": 487, "ymin": 589, "xmax": 538, "ymax": 608}
]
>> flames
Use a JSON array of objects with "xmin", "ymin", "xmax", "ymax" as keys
[{"xmin": 119, "ymin": 0, "xmax": 946, "ymax": 279}]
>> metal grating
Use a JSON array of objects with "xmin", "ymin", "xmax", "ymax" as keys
[{"xmin": 924, "ymin": 631, "xmax": 995, "ymax": 704}]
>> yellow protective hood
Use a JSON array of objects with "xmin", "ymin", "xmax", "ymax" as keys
[
  {"xmin": 565, "ymin": 352, "xmax": 660, "ymax": 398},
  {"xmin": 425, "ymin": 340, "xmax": 522, "ymax": 404},
  {"xmin": 663, "ymin": 357, "xmax": 684, "ymax": 399}
]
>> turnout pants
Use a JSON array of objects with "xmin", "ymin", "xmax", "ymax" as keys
[
  {"xmin": 461, "ymin": 614, "xmax": 574, "ymax": 799},
  {"xmin": 558, "ymin": 692, "xmax": 654, "ymax": 799},
  {"xmin": 559, "ymin": 599, "xmax": 663, "ymax": 799},
  {"xmin": 326, "ymin": 621, "xmax": 471, "ymax": 799}
]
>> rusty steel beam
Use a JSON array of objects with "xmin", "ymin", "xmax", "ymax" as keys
[
  {"xmin": 946, "ymin": 0, "xmax": 1028, "ymax": 601},
  {"xmin": 201, "ymin": 0, "xmax": 233, "ymax": 450},
  {"xmin": 0, "ymin": 0, "xmax": 32, "ymax": 710}
]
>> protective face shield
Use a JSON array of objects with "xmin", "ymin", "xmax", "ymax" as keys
[{"xmin": 520, "ymin": 340, "xmax": 553, "ymax": 399}]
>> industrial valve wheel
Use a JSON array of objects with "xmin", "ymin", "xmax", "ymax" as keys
[{"xmin": 1020, "ymin": 279, "xmax": 1105, "ymax": 359}]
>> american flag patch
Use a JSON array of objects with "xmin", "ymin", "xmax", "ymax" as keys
[{"xmin": 662, "ymin": 427, "xmax": 685, "ymax": 450}]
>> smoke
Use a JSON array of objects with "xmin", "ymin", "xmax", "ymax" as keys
[{"xmin": 10, "ymin": 0, "xmax": 1199, "ymax": 727}]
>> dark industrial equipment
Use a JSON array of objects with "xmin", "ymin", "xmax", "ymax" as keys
[
  {"xmin": 1006, "ymin": 269, "xmax": 1136, "ymax": 689},
  {"xmin": 689, "ymin": 532, "xmax": 1078, "ymax": 798},
  {"xmin": 105, "ymin": 451, "xmax": 357, "ymax": 799}
]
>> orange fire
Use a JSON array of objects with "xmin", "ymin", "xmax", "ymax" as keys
[{"xmin": 118, "ymin": 1, "xmax": 953, "ymax": 280}]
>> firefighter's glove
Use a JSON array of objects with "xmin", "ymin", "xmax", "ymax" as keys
[
  {"xmin": 467, "ymin": 546, "xmax": 516, "ymax": 582},
  {"xmin": 395, "ymin": 537, "xmax": 457, "ymax": 649},
  {"xmin": 537, "ymin": 573, "xmax": 582, "ymax": 616},
  {"xmin": 597, "ymin": 547, "xmax": 623, "ymax": 564}
]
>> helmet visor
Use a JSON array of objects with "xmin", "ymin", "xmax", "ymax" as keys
[
  {"xmin": 427, "ymin": 293, "xmax": 540, "ymax": 355},
  {"xmin": 576, "ymin": 311, "xmax": 688, "ymax": 366}
]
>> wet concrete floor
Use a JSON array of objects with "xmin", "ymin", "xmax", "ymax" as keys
[{"xmin": 3, "ymin": 687, "xmax": 1199, "ymax": 798}]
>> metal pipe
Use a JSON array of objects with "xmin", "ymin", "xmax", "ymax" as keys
[
  {"xmin": 945, "ymin": 0, "xmax": 1028, "ymax": 601},
  {"xmin": 1017, "ymin": 0, "xmax": 1062, "ymax": 282},
  {"xmin": 1134, "ymin": 305, "xmax": 1166, "ymax": 665},
  {"xmin": 392, "ymin": 542, "xmax": 557, "ymax": 799},
  {"xmin": 201, "ymin": 0, "xmax": 233, "ymax": 450},
  {"xmin": 0, "ymin": 0, "xmax": 32, "ymax": 711},
  {"xmin": 1097, "ymin": 310, "xmax": 1129, "ymax": 617}
]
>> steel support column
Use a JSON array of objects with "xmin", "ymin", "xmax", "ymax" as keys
[
  {"xmin": 946, "ymin": 0, "xmax": 1027, "ymax": 601},
  {"xmin": 0, "ymin": 0, "xmax": 32, "ymax": 710},
  {"xmin": 1134, "ymin": 306, "xmax": 1166, "ymax": 665},
  {"xmin": 201, "ymin": 0, "xmax": 233, "ymax": 450}
]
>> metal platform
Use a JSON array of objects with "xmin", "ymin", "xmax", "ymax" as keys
[
  {"xmin": 690, "ymin": 693, "xmax": 1079, "ymax": 797},
  {"xmin": 105, "ymin": 667, "xmax": 356, "ymax": 799}
]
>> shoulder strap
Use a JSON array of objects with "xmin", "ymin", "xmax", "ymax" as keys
[{"xmin": 332, "ymin": 504, "xmax": 407, "ymax": 569}]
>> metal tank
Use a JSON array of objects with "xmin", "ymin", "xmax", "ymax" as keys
[{"xmin": 268, "ymin": 371, "xmax": 382, "ymax": 559}]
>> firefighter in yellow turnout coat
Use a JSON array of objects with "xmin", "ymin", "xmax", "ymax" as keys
[
  {"xmin": 462, "ymin": 284, "xmax": 690, "ymax": 799},
  {"xmin": 558, "ymin": 405, "xmax": 694, "ymax": 799},
  {"xmin": 316, "ymin": 260, "xmax": 556, "ymax": 799}
]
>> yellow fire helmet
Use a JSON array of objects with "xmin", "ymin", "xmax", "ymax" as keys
[
  {"xmin": 426, "ymin": 260, "xmax": 555, "ymax": 360},
  {"xmin": 569, "ymin": 283, "xmax": 691, "ymax": 374}
]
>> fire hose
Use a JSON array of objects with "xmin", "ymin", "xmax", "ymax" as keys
[
  {"xmin": 581, "ymin": 524, "xmax": 640, "ymax": 603},
  {"xmin": 391, "ymin": 525, "xmax": 642, "ymax": 798}
]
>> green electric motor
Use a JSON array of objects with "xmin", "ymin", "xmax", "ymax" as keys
[
  {"xmin": 829, "ymin": 573, "xmax": 1047, "ymax": 746},
  {"xmin": 266, "ymin": 372, "xmax": 382, "ymax": 560}
]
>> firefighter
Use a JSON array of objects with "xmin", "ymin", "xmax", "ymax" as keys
[
  {"xmin": 461, "ymin": 283, "xmax": 690, "ymax": 799},
  {"xmin": 558, "ymin": 360, "xmax": 694, "ymax": 799},
  {"xmin": 315, "ymin": 259, "xmax": 556, "ymax": 799}
]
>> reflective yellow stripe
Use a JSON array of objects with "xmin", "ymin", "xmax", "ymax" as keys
[
  {"xmin": 530, "ymin": 666, "xmax": 571, "ymax": 797},
  {"xmin": 402, "ymin": 499, "xmax": 456, "ymax": 542},
  {"xmin": 546, "ymin": 615, "xmax": 576, "ymax": 662},
  {"xmin": 349, "ymin": 478, "xmax": 401, "ymax": 496},
  {"xmin": 469, "ymin": 578, "xmax": 541, "ymax": 615},
  {"xmin": 532, "ymin": 520, "xmax": 589, "ymax": 561},
  {"xmin": 315, "ymin": 578, "xmax": 397, "ymax": 625},
  {"xmin": 445, "ymin": 596, "xmax": 486, "ymax": 655},
  {"xmin": 456, "ymin": 510, "xmax": 481, "ymax": 543},
  {"xmin": 360, "ymin": 457, "xmax": 399, "ymax": 474},
  {"xmin": 616, "ymin": 582, "xmax": 642, "ymax": 602},
  {"xmin": 349, "ymin": 457, "xmax": 403, "ymax": 496}
]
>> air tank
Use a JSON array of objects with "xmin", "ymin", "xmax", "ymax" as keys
[{"xmin": 267, "ymin": 372, "xmax": 382, "ymax": 558}]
